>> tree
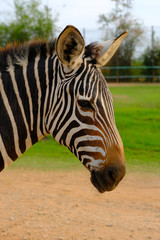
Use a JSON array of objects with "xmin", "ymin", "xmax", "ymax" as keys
[
  {"xmin": 99, "ymin": 0, "xmax": 143, "ymax": 82},
  {"xmin": 0, "ymin": 0, "xmax": 57, "ymax": 46},
  {"xmin": 141, "ymin": 42, "xmax": 160, "ymax": 82}
]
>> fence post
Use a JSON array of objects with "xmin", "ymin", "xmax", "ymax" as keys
[
  {"xmin": 82, "ymin": 28, "xmax": 86, "ymax": 42},
  {"xmin": 116, "ymin": 52, "xmax": 119, "ymax": 83},
  {"xmin": 151, "ymin": 26, "xmax": 155, "ymax": 82}
]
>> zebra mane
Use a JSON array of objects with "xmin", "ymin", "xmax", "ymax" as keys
[
  {"xmin": 0, "ymin": 39, "xmax": 97, "ymax": 73},
  {"xmin": 84, "ymin": 43, "xmax": 98, "ymax": 64},
  {"xmin": 0, "ymin": 39, "xmax": 56, "ymax": 73}
]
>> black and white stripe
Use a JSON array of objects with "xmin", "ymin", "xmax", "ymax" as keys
[{"xmin": 0, "ymin": 43, "xmax": 118, "ymax": 169}]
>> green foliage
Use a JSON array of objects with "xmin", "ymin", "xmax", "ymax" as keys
[
  {"xmin": 141, "ymin": 43, "xmax": 160, "ymax": 81},
  {"xmin": 10, "ymin": 86, "xmax": 160, "ymax": 174},
  {"xmin": 0, "ymin": 0, "xmax": 57, "ymax": 46}
]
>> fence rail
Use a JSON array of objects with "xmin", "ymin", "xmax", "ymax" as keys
[
  {"xmin": 102, "ymin": 66, "xmax": 160, "ymax": 82},
  {"xmin": 102, "ymin": 66, "xmax": 160, "ymax": 70}
]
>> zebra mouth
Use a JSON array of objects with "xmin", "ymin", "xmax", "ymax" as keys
[
  {"xmin": 90, "ymin": 171, "xmax": 106, "ymax": 193},
  {"xmin": 90, "ymin": 166, "xmax": 125, "ymax": 193},
  {"xmin": 90, "ymin": 171, "xmax": 115, "ymax": 193}
]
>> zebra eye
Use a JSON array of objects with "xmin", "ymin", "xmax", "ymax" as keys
[{"xmin": 78, "ymin": 99, "xmax": 95, "ymax": 111}]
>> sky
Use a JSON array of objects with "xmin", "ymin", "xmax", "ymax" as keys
[
  {"xmin": 1, "ymin": 0, "xmax": 160, "ymax": 28},
  {"xmin": 52, "ymin": 0, "xmax": 160, "ymax": 29},
  {"xmin": 0, "ymin": 0, "xmax": 160, "ymax": 44}
]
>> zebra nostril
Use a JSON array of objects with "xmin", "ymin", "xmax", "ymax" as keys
[{"xmin": 107, "ymin": 167, "xmax": 119, "ymax": 183}]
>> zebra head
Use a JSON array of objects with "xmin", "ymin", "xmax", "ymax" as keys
[{"xmin": 50, "ymin": 26, "xmax": 128, "ymax": 193}]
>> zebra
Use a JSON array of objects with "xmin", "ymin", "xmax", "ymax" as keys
[{"xmin": 0, "ymin": 25, "xmax": 128, "ymax": 193}]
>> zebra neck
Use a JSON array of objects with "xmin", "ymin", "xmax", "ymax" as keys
[{"xmin": 0, "ymin": 54, "xmax": 58, "ymax": 170}]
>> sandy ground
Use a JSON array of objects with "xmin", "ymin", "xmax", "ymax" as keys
[{"xmin": 0, "ymin": 169, "xmax": 159, "ymax": 240}]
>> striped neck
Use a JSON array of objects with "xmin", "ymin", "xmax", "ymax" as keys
[{"xmin": 0, "ymin": 47, "xmax": 59, "ymax": 170}]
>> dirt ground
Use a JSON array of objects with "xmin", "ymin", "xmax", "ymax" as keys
[{"xmin": 0, "ymin": 169, "xmax": 159, "ymax": 240}]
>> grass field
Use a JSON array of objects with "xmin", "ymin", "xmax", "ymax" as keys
[
  {"xmin": 111, "ymin": 85, "xmax": 160, "ymax": 174},
  {"xmin": 10, "ymin": 85, "xmax": 160, "ymax": 174}
]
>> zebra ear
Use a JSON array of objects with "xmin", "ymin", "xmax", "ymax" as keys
[
  {"xmin": 91, "ymin": 31, "xmax": 128, "ymax": 67},
  {"xmin": 56, "ymin": 25, "xmax": 85, "ymax": 71}
]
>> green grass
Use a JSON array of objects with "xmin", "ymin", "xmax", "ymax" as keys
[
  {"xmin": 111, "ymin": 85, "xmax": 160, "ymax": 174},
  {"xmin": 10, "ymin": 85, "xmax": 160, "ymax": 174},
  {"xmin": 10, "ymin": 137, "xmax": 80, "ymax": 171}
]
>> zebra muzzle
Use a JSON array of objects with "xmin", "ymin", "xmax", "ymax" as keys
[{"xmin": 90, "ymin": 165, "xmax": 126, "ymax": 193}]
